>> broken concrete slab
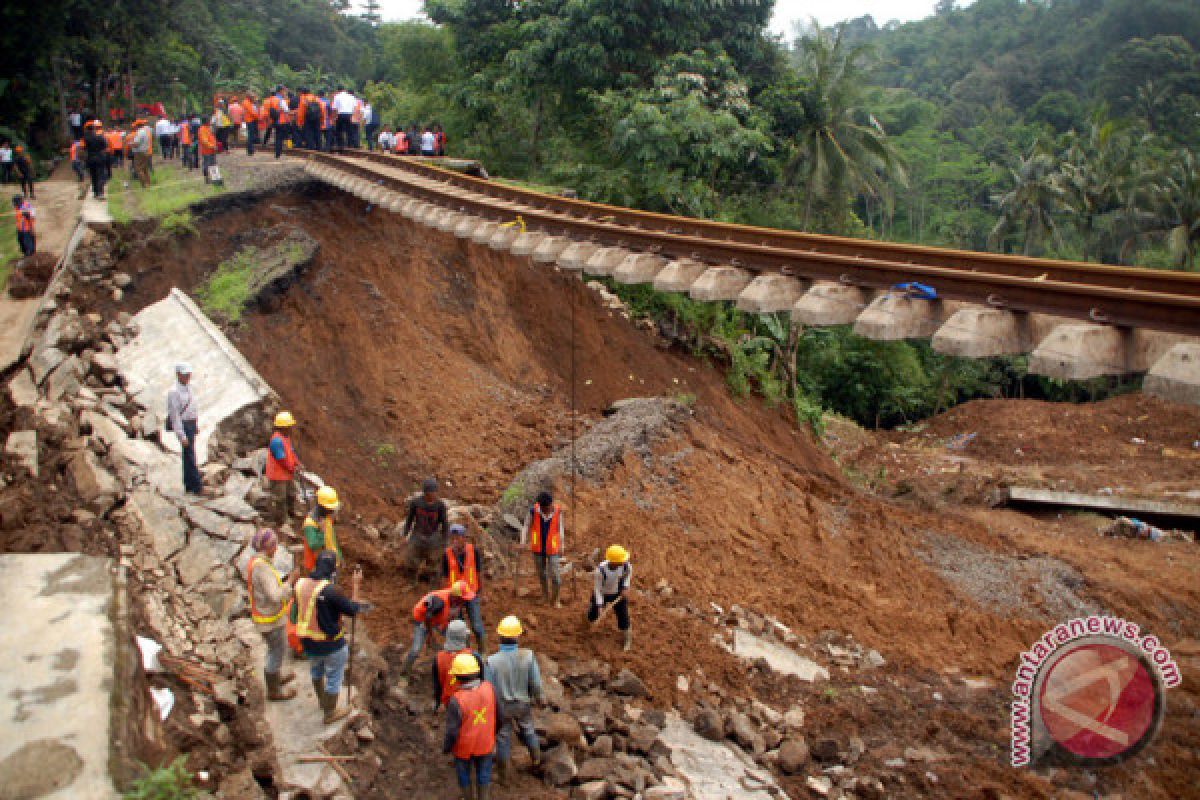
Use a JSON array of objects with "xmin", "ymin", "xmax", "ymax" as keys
[
  {"xmin": 0, "ymin": 554, "xmax": 119, "ymax": 799},
  {"xmin": 44, "ymin": 355, "xmax": 85, "ymax": 402},
  {"xmin": 725, "ymin": 630, "xmax": 830, "ymax": 683},
  {"xmin": 117, "ymin": 289, "xmax": 272, "ymax": 465},
  {"xmin": 660, "ymin": 712, "xmax": 779, "ymax": 800},
  {"xmin": 174, "ymin": 536, "xmax": 226, "ymax": 587},
  {"xmin": 5, "ymin": 431, "xmax": 38, "ymax": 476},
  {"xmin": 67, "ymin": 449, "xmax": 119, "ymax": 510},
  {"xmin": 1006, "ymin": 487, "xmax": 1200, "ymax": 525},
  {"xmin": 185, "ymin": 504, "xmax": 234, "ymax": 539},
  {"xmin": 29, "ymin": 345, "xmax": 67, "ymax": 386}
]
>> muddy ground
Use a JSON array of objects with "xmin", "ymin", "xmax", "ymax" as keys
[{"xmin": 60, "ymin": 180, "xmax": 1200, "ymax": 799}]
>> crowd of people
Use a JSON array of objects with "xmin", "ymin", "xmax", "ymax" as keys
[
  {"xmin": 168, "ymin": 367, "xmax": 631, "ymax": 800},
  {"xmin": 61, "ymin": 84, "xmax": 448, "ymax": 203}
]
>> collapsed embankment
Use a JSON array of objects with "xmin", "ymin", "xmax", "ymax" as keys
[{"xmin": 38, "ymin": 177, "xmax": 1200, "ymax": 799}]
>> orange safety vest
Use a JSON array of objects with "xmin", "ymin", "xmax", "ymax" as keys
[
  {"xmin": 243, "ymin": 101, "xmax": 259, "ymax": 123},
  {"xmin": 179, "ymin": 123, "xmax": 192, "ymax": 146},
  {"xmin": 413, "ymin": 589, "xmax": 455, "ymax": 630},
  {"xmin": 436, "ymin": 648, "xmax": 473, "ymax": 705},
  {"xmin": 264, "ymin": 432, "xmax": 298, "ymax": 481},
  {"xmin": 295, "ymin": 577, "xmax": 344, "ymax": 642},
  {"xmin": 527, "ymin": 504, "xmax": 562, "ymax": 556},
  {"xmin": 69, "ymin": 141, "xmax": 81, "ymax": 160},
  {"xmin": 246, "ymin": 555, "xmax": 291, "ymax": 625},
  {"xmin": 198, "ymin": 126, "xmax": 217, "ymax": 156},
  {"xmin": 451, "ymin": 681, "xmax": 498, "ymax": 759},
  {"xmin": 445, "ymin": 544, "xmax": 480, "ymax": 594},
  {"xmin": 15, "ymin": 202, "xmax": 34, "ymax": 234},
  {"xmin": 108, "ymin": 131, "xmax": 124, "ymax": 152},
  {"xmin": 351, "ymin": 99, "xmax": 363, "ymax": 124},
  {"xmin": 301, "ymin": 513, "xmax": 340, "ymax": 573},
  {"xmin": 395, "ymin": 132, "xmax": 407, "ymax": 154}
]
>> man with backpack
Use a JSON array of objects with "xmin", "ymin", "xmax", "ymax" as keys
[
  {"xmin": 298, "ymin": 88, "xmax": 325, "ymax": 151},
  {"xmin": 261, "ymin": 87, "xmax": 288, "ymax": 159}
]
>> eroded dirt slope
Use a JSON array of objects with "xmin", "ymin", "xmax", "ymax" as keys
[{"xmin": 101, "ymin": 186, "xmax": 1200, "ymax": 800}]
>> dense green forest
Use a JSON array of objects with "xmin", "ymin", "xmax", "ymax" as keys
[{"xmin": 4, "ymin": 0, "xmax": 1197, "ymax": 425}]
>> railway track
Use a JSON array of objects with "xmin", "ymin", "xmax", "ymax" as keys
[{"xmin": 293, "ymin": 149, "xmax": 1200, "ymax": 335}]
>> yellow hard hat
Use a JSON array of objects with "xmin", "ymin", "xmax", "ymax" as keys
[
  {"xmin": 274, "ymin": 410, "xmax": 296, "ymax": 428},
  {"xmin": 606, "ymin": 544, "xmax": 629, "ymax": 564},
  {"xmin": 497, "ymin": 615, "xmax": 523, "ymax": 638},
  {"xmin": 449, "ymin": 652, "xmax": 481, "ymax": 677},
  {"xmin": 316, "ymin": 486, "xmax": 341, "ymax": 510}
]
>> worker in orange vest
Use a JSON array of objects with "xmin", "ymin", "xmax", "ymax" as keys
[
  {"xmin": 246, "ymin": 528, "xmax": 300, "ymax": 701},
  {"xmin": 399, "ymin": 580, "xmax": 474, "ymax": 684},
  {"xmin": 265, "ymin": 411, "xmax": 301, "ymax": 528},
  {"xmin": 178, "ymin": 118, "xmax": 194, "ymax": 169},
  {"xmin": 443, "ymin": 524, "xmax": 486, "ymax": 651},
  {"xmin": 12, "ymin": 195, "xmax": 35, "ymax": 257},
  {"xmin": 297, "ymin": 87, "xmax": 325, "ymax": 150},
  {"xmin": 243, "ymin": 95, "xmax": 259, "ymax": 155},
  {"xmin": 442, "ymin": 653, "xmax": 502, "ymax": 800},
  {"xmin": 197, "ymin": 121, "xmax": 217, "ymax": 183},
  {"xmin": 522, "ymin": 491, "xmax": 564, "ymax": 607},
  {"xmin": 69, "ymin": 138, "xmax": 85, "ymax": 183},
  {"xmin": 432, "ymin": 619, "xmax": 483, "ymax": 713}
]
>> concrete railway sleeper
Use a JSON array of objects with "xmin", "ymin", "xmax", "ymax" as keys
[{"xmin": 295, "ymin": 152, "xmax": 1200, "ymax": 403}]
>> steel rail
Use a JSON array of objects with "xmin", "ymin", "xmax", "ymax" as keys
[{"xmin": 294, "ymin": 150, "xmax": 1200, "ymax": 335}]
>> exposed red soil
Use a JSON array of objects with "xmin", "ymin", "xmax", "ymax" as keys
[{"xmin": 97, "ymin": 189, "xmax": 1200, "ymax": 799}]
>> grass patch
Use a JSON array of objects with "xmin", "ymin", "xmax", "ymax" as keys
[
  {"xmin": 493, "ymin": 177, "xmax": 571, "ymax": 196},
  {"xmin": 123, "ymin": 756, "xmax": 209, "ymax": 799},
  {"xmin": 107, "ymin": 163, "xmax": 221, "ymax": 223},
  {"xmin": 195, "ymin": 247, "xmax": 258, "ymax": 322},
  {"xmin": 0, "ymin": 210, "xmax": 18, "ymax": 291},
  {"xmin": 500, "ymin": 480, "xmax": 525, "ymax": 506},
  {"xmin": 158, "ymin": 210, "xmax": 197, "ymax": 237}
]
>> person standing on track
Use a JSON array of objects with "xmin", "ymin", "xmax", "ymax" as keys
[
  {"xmin": 484, "ymin": 615, "xmax": 543, "ymax": 784},
  {"xmin": 404, "ymin": 477, "xmax": 450, "ymax": 588},
  {"xmin": 243, "ymin": 94, "xmax": 259, "ymax": 156},
  {"xmin": 443, "ymin": 524, "xmax": 485, "ymax": 651},
  {"xmin": 331, "ymin": 86, "xmax": 356, "ymax": 149},
  {"xmin": 587, "ymin": 545, "xmax": 634, "ymax": 651},
  {"xmin": 521, "ymin": 492, "xmax": 564, "ymax": 607}
]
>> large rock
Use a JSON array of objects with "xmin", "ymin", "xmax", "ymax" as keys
[
  {"xmin": 204, "ymin": 494, "xmax": 259, "ymax": 522},
  {"xmin": 29, "ymin": 345, "xmax": 66, "ymax": 385},
  {"xmin": 82, "ymin": 410, "xmax": 127, "ymax": 451},
  {"xmin": 44, "ymin": 355, "xmax": 85, "ymax": 402},
  {"xmin": 541, "ymin": 744, "xmax": 578, "ymax": 787},
  {"xmin": 574, "ymin": 780, "xmax": 609, "ymax": 800},
  {"xmin": 728, "ymin": 712, "xmax": 765, "ymax": 755},
  {"xmin": 628, "ymin": 723, "xmax": 661, "ymax": 754},
  {"xmin": 543, "ymin": 711, "xmax": 586, "ymax": 748},
  {"xmin": 576, "ymin": 757, "xmax": 617, "ymax": 783},
  {"xmin": 692, "ymin": 708, "xmax": 724, "ymax": 741},
  {"xmin": 174, "ymin": 535, "xmax": 233, "ymax": 587},
  {"xmin": 185, "ymin": 504, "xmax": 233, "ymax": 538},
  {"xmin": 7, "ymin": 368, "xmax": 37, "ymax": 409},
  {"xmin": 67, "ymin": 448, "xmax": 119, "ymax": 510},
  {"xmin": 778, "ymin": 736, "xmax": 810, "ymax": 774},
  {"xmin": 609, "ymin": 668, "xmax": 648, "ymax": 697},
  {"xmin": 129, "ymin": 489, "xmax": 188, "ymax": 560},
  {"xmin": 5, "ymin": 431, "xmax": 37, "ymax": 476}
]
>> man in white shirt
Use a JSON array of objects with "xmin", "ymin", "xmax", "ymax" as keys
[
  {"xmin": 166, "ymin": 362, "xmax": 204, "ymax": 495},
  {"xmin": 154, "ymin": 116, "xmax": 172, "ymax": 158},
  {"xmin": 420, "ymin": 128, "xmax": 436, "ymax": 156},
  {"xmin": 378, "ymin": 128, "xmax": 393, "ymax": 152},
  {"xmin": 131, "ymin": 120, "xmax": 153, "ymax": 187},
  {"xmin": 69, "ymin": 110, "xmax": 83, "ymax": 139},
  {"xmin": 363, "ymin": 102, "xmax": 378, "ymax": 151},
  {"xmin": 587, "ymin": 544, "xmax": 633, "ymax": 651},
  {"xmin": 331, "ymin": 87, "xmax": 357, "ymax": 148},
  {"xmin": 0, "ymin": 142, "xmax": 11, "ymax": 185}
]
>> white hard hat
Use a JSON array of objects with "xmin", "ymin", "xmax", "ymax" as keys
[{"xmin": 175, "ymin": 362, "xmax": 193, "ymax": 375}]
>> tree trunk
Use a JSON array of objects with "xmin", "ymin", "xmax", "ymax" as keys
[
  {"xmin": 52, "ymin": 58, "xmax": 70, "ymax": 145},
  {"xmin": 529, "ymin": 93, "xmax": 543, "ymax": 175}
]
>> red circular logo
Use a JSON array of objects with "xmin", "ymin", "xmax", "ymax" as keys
[{"xmin": 1036, "ymin": 641, "xmax": 1161, "ymax": 762}]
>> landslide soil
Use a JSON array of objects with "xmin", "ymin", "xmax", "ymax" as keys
[{"xmin": 101, "ymin": 186, "xmax": 1200, "ymax": 800}]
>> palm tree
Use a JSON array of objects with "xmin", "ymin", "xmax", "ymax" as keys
[
  {"xmin": 787, "ymin": 23, "xmax": 906, "ymax": 230},
  {"xmin": 989, "ymin": 142, "xmax": 1065, "ymax": 257},
  {"xmin": 1148, "ymin": 150, "xmax": 1200, "ymax": 269},
  {"xmin": 1057, "ymin": 117, "xmax": 1138, "ymax": 262}
]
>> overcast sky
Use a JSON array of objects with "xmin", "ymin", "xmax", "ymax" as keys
[{"xmin": 371, "ymin": 0, "xmax": 975, "ymax": 37}]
